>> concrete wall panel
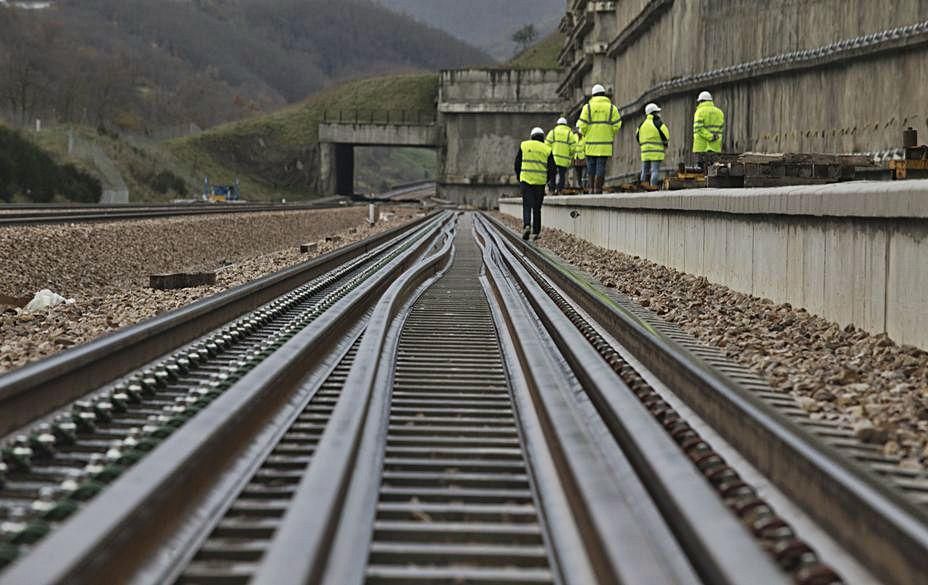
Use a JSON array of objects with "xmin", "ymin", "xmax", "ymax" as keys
[
  {"xmin": 887, "ymin": 225, "xmax": 928, "ymax": 347},
  {"xmin": 500, "ymin": 184, "xmax": 928, "ymax": 348}
]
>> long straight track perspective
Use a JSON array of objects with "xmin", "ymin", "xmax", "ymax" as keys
[
  {"xmin": 1, "ymin": 212, "xmax": 928, "ymax": 585},
  {"xmin": 364, "ymin": 221, "xmax": 554, "ymax": 583}
]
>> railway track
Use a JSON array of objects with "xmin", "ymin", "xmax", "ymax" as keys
[
  {"xmin": 0, "ymin": 201, "xmax": 349, "ymax": 227},
  {"xmin": 0, "ymin": 211, "xmax": 927, "ymax": 584}
]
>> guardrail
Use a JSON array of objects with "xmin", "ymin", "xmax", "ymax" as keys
[{"xmin": 321, "ymin": 110, "xmax": 437, "ymax": 126}]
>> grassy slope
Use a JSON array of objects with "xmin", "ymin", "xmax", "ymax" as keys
[
  {"xmin": 31, "ymin": 128, "xmax": 200, "ymax": 202},
  {"xmin": 164, "ymin": 31, "xmax": 566, "ymax": 201},
  {"xmin": 168, "ymin": 74, "xmax": 439, "ymax": 200},
  {"xmin": 509, "ymin": 31, "xmax": 564, "ymax": 69}
]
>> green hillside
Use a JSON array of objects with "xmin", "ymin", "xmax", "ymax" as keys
[
  {"xmin": 168, "ymin": 74, "xmax": 439, "ymax": 200},
  {"xmin": 0, "ymin": 0, "xmax": 489, "ymax": 131},
  {"xmin": 510, "ymin": 31, "xmax": 564, "ymax": 69}
]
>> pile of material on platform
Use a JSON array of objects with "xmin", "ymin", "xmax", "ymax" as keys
[{"xmin": 708, "ymin": 152, "xmax": 873, "ymax": 188}]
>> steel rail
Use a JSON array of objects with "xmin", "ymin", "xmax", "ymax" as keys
[
  {"xmin": 476, "ymin": 215, "xmax": 786, "ymax": 584},
  {"xmin": 474, "ymin": 219, "xmax": 705, "ymax": 584},
  {"xmin": 480, "ymin": 212, "xmax": 928, "ymax": 585},
  {"xmin": 0, "ymin": 212, "xmax": 456, "ymax": 585},
  {"xmin": 0, "ymin": 213, "xmax": 434, "ymax": 436},
  {"xmin": 250, "ymin": 215, "xmax": 458, "ymax": 585},
  {"xmin": 0, "ymin": 202, "xmax": 349, "ymax": 227}
]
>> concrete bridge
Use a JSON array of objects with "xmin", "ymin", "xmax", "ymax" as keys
[
  {"xmin": 319, "ymin": 111, "xmax": 441, "ymax": 195},
  {"xmin": 318, "ymin": 113, "xmax": 440, "ymax": 196},
  {"xmin": 316, "ymin": 69, "xmax": 564, "ymax": 207}
]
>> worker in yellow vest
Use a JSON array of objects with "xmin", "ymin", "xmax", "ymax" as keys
[
  {"xmin": 545, "ymin": 117, "xmax": 577, "ymax": 194},
  {"xmin": 693, "ymin": 91, "xmax": 725, "ymax": 171},
  {"xmin": 514, "ymin": 127, "xmax": 557, "ymax": 241},
  {"xmin": 636, "ymin": 103, "xmax": 670, "ymax": 187},
  {"xmin": 578, "ymin": 84, "xmax": 622, "ymax": 194},
  {"xmin": 572, "ymin": 125, "xmax": 587, "ymax": 191}
]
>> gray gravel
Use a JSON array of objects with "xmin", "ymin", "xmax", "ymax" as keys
[
  {"xmin": 0, "ymin": 207, "xmax": 380, "ymax": 296},
  {"xmin": 0, "ymin": 207, "xmax": 420, "ymax": 374},
  {"xmin": 496, "ymin": 213, "xmax": 928, "ymax": 470}
]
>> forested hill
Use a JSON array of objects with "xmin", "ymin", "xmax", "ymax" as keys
[
  {"xmin": 376, "ymin": 0, "xmax": 564, "ymax": 59},
  {"xmin": 0, "ymin": 0, "xmax": 492, "ymax": 131}
]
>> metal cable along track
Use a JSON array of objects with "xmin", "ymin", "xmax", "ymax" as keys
[
  {"xmin": 0, "ymin": 202, "xmax": 347, "ymax": 227},
  {"xmin": 366, "ymin": 223, "xmax": 555, "ymax": 584},
  {"xmin": 0, "ymin": 213, "xmax": 452, "ymax": 583},
  {"xmin": 4, "ymin": 211, "xmax": 928, "ymax": 585},
  {"xmin": 478, "ymin": 213, "xmax": 928, "ymax": 585},
  {"xmin": 177, "ymin": 339, "xmax": 361, "ymax": 583}
]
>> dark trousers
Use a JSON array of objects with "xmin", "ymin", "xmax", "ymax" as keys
[
  {"xmin": 574, "ymin": 164, "xmax": 586, "ymax": 189},
  {"xmin": 556, "ymin": 167, "xmax": 568, "ymax": 192},
  {"xmin": 521, "ymin": 182, "xmax": 545, "ymax": 235}
]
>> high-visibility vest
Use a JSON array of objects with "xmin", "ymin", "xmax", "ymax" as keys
[
  {"xmin": 573, "ymin": 135, "xmax": 586, "ymax": 161},
  {"xmin": 579, "ymin": 96, "xmax": 622, "ymax": 157},
  {"xmin": 546, "ymin": 125, "xmax": 577, "ymax": 168},
  {"xmin": 637, "ymin": 115, "xmax": 670, "ymax": 162},
  {"xmin": 520, "ymin": 140, "xmax": 552, "ymax": 185},
  {"xmin": 693, "ymin": 100, "xmax": 725, "ymax": 153}
]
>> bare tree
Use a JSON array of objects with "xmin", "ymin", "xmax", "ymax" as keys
[{"xmin": 512, "ymin": 24, "xmax": 537, "ymax": 55}]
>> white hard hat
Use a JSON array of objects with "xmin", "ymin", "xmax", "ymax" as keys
[
  {"xmin": 591, "ymin": 84, "xmax": 606, "ymax": 95},
  {"xmin": 698, "ymin": 91, "xmax": 713, "ymax": 102},
  {"xmin": 530, "ymin": 127, "xmax": 545, "ymax": 138},
  {"xmin": 557, "ymin": 117, "xmax": 568, "ymax": 126},
  {"xmin": 645, "ymin": 103, "xmax": 661, "ymax": 115}
]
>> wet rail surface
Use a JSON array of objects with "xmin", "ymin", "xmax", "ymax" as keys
[
  {"xmin": 0, "ymin": 202, "xmax": 348, "ymax": 227},
  {"xmin": 0, "ymin": 212, "xmax": 926, "ymax": 584}
]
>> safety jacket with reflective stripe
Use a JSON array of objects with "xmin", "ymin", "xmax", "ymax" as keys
[
  {"xmin": 573, "ymin": 134, "xmax": 586, "ymax": 161},
  {"xmin": 578, "ymin": 96, "xmax": 622, "ymax": 157},
  {"xmin": 636, "ymin": 115, "xmax": 670, "ymax": 162},
  {"xmin": 693, "ymin": 100, "xmax": 725, "ymax": 153},
  {"xmin": 519, "ymin": 140, "xmax": 553, "ymax": 185},
  {"xmin": 545, "ymin": 125, "xmax": 577, "ymax": 168}
]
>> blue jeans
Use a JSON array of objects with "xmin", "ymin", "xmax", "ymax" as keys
[
  {"xmin": 641, "ymin": 161, "xmax": 661, "ymax": 186},
  {"xmin": 587, "ymin": 156, "xmax": 608, "ymax": 178}
]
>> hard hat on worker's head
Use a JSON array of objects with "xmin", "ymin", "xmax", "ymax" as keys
[
  {"xmin": 530, "ymin": 127, "xmax": 545, "ymax": 138},
  {"xmin": 557, "ymin": 117, "xmax": 568, "ymax": 126},
  {"xmin": 645, "ymin": 103, "xmax": 661, "ymax": 115},
  {"xmin": 697, "ymin": 91, "xmax": 713, "ymax": 102},
  {"xmin": 591, "ymin": 84, "xmax": 606, "ymax": 96}
]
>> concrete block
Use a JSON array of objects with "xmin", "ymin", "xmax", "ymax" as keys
[
  {"xmin": 726, "ymin": 219, "xmax": 755, "ymax": 294},
  {"xmin": 702, "ymin": 215, "xmax": 728, "ymax": 286},
  {"xmin": 668, "ymin": 214, "xmax": 687, "ymax": 272},
  {"xmin": 796, "ymin": 224, "xmax": 827, "ymax": 318},
  {"xmin": 886, "ymin": 225, "xmax": 928, "ymax": 348},
  {"xmin": 150, "ymin": 272, "xmax": 216, "ymax": 290},
  {"xmin": 682, "ymin": 213, "xmax": 705, "ymax": 275},
  {"xmin": 751, "ymin": 221, "xmax": 789, "ymax": 302}
]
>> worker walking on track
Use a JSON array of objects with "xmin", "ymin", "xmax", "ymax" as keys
[
  {"xmin": 514, "ymin": 127, "xmax": 557, "ymax": 241},
  {"xmin": 636, "ymin": 103, "xmax": 671, "ymax": 188},
  {"xmin": 693, "ymin": 91, "xmax": 725, "ymax": 171},
  {"xmin": 545, "ymin": 117, "xmax": 577, "ymax": 194},
  {"xmin": 578, "ymin": 84, "xmax": 622, "ymax": 194},
  {"xmin": 572, "ymin": 125, "xmax": 587, "ymax": 191}
]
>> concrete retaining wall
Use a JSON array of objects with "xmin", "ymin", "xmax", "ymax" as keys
[
  {"xmin": 439, "ymin": 69, "xmax": 564, "ymax": 208},
  {"xmin": 559, "ymin": 0, "xmax": 928, "ymax": 178},
  {"xmin": 500, "ymin": 180, "xmax": 928, "ymax": 349}
]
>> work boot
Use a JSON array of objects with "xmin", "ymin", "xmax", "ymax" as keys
[{"xmin": 522, "ymin": 225, "xmax": 531, "ymax": 241}]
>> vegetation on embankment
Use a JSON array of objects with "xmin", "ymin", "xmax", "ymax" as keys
[
  {"xmin": 29, "ymin": 126, "xmax": 197, "ymax": 202},
  {"xmin": 0, "ymin": 0, "xmax": 489, "ymax": 131},
  {"xmin": 168, "ymin": 74, "xmax": 440, "ymax": 200},
  {"xmin": 509, "ymin": 31, "xmax": 564, "ymax": 70},
  {"xmin": 0, "ymin": 125, "xmax": 101, "ymax": 203}
]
